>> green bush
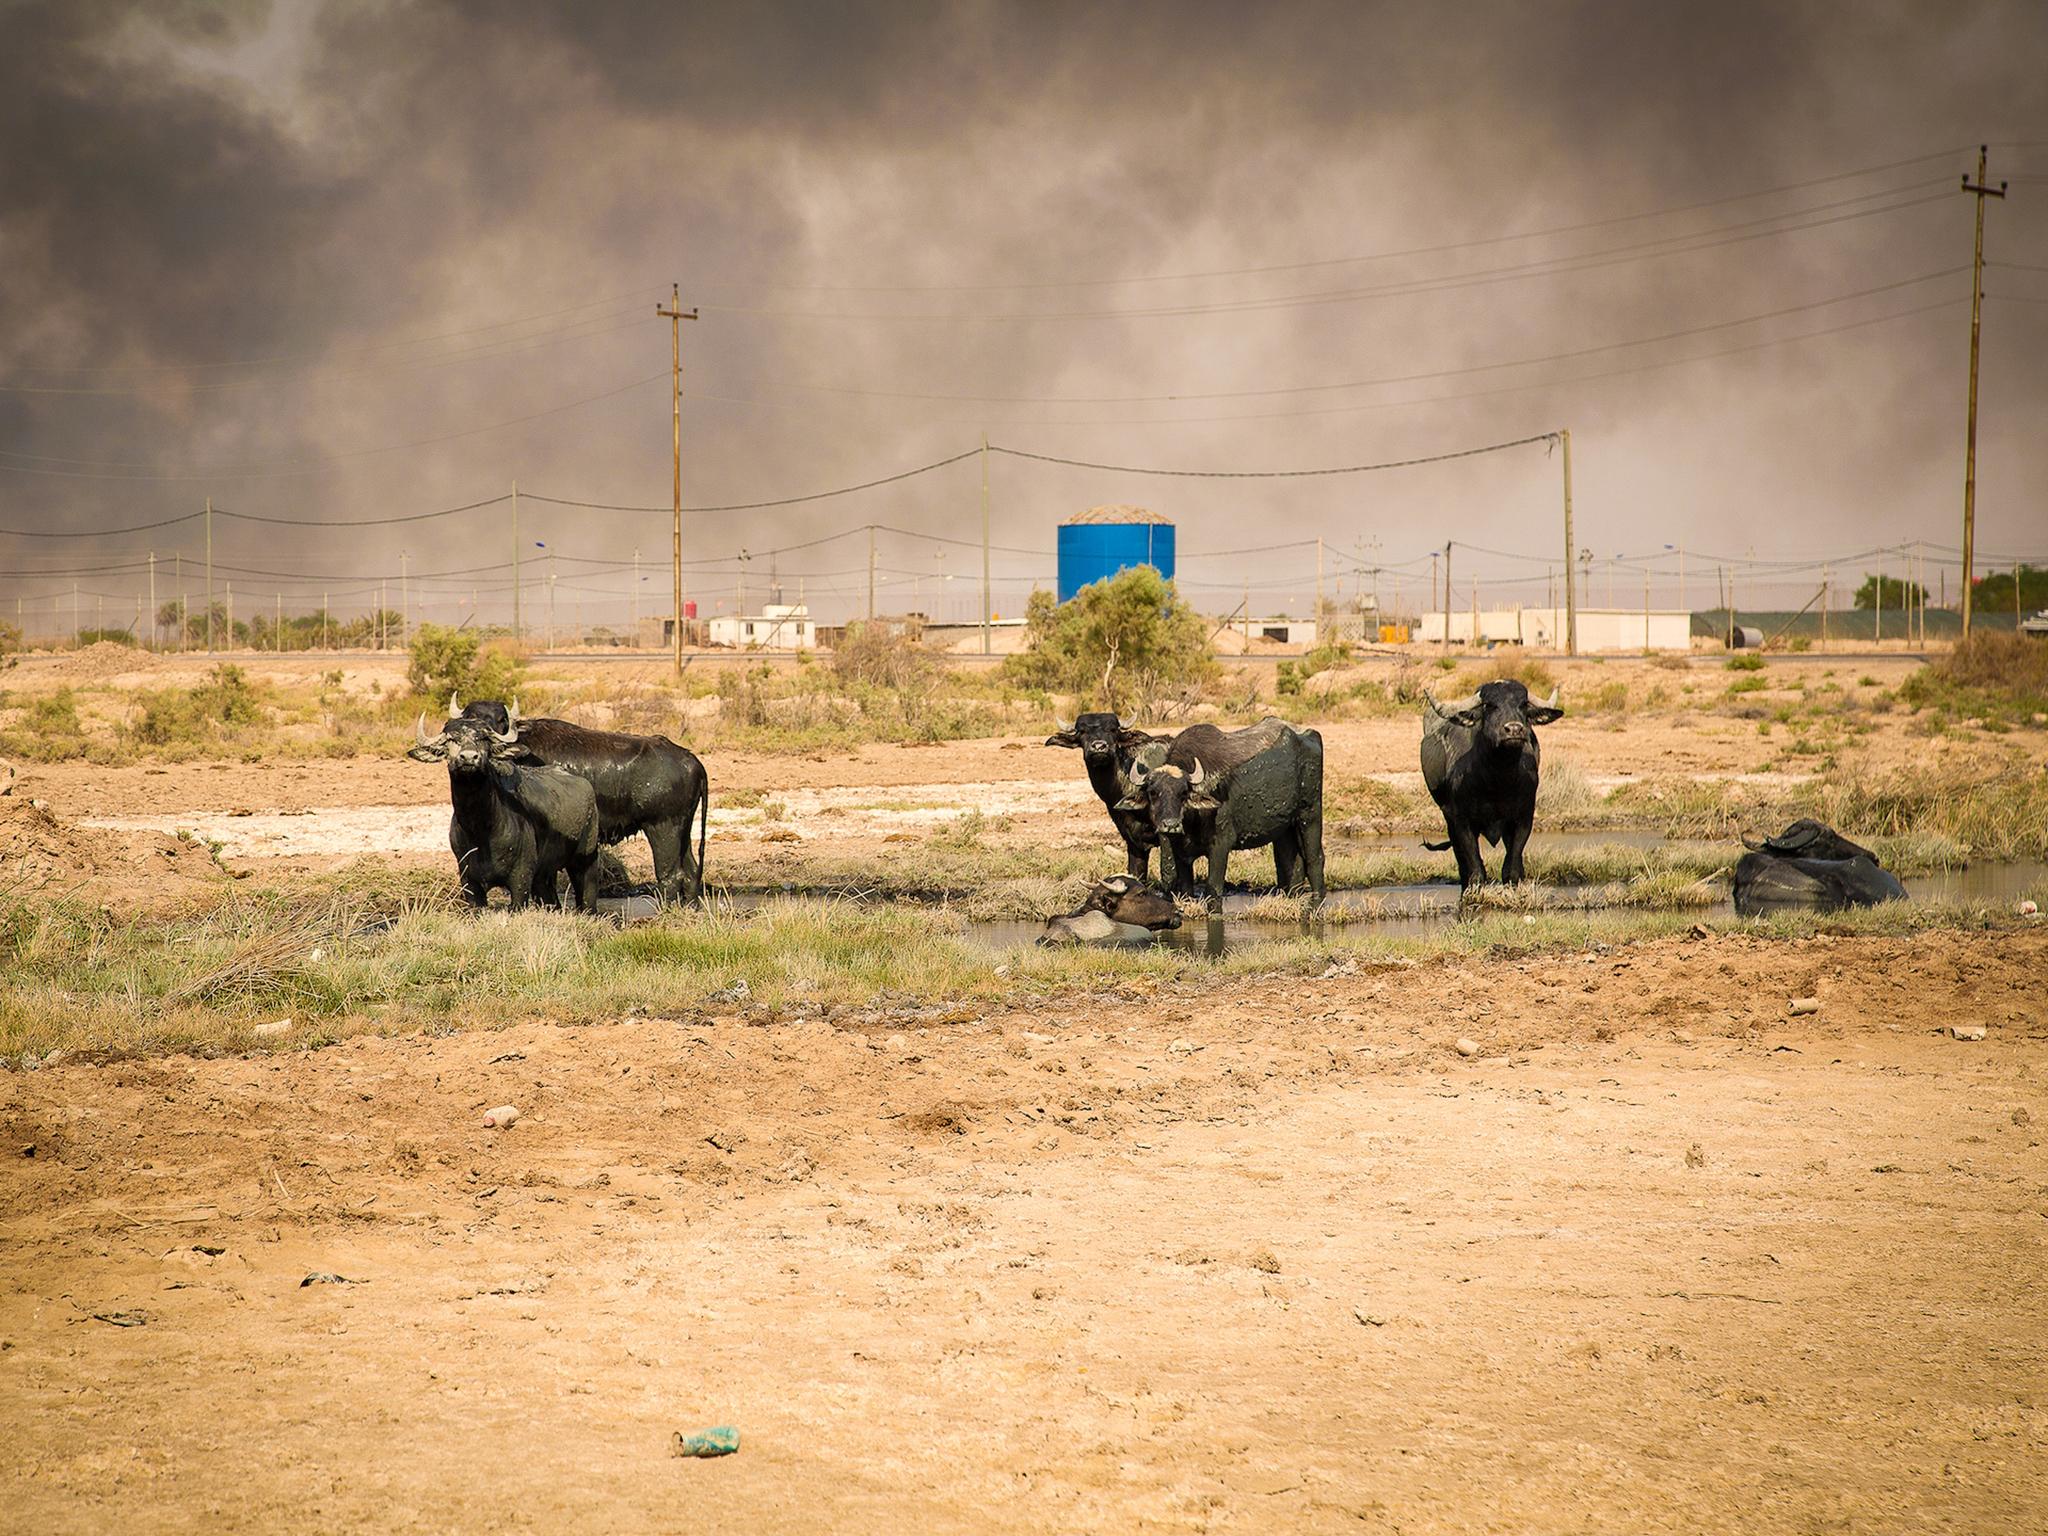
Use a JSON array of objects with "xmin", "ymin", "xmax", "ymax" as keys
[
  {"xmin": 1001, "ymin": 567, "xmax": 1215, "ymax": 708},
  {"xmin": 406, "ymin": 623, "xmax": 524, "ymax": 706},
  {"xmin": 132, "ymin": 664, "xmax": 266, "ymax": 747},
  {"xmin": 0, "ymin": 688, "xmax": 89, "ymax": 760},
  {"xmin": 1901, "ymin": 631, "xmax": 2048, "ymax": 725},
  {"xmin": 1725, "ymin": 653, "xmax": 1765, "ymax": 671}
]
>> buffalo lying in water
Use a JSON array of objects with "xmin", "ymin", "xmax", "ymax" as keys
[
  {"xmin": 1039, "ymin": 875, "xmax": 1184, "ymax": 946},
  {"xmin": 1733, "ymin": 819, "xmax": 1905, "ymax": 914}
]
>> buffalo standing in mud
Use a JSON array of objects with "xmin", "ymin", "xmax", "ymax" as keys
[
  {"xmin": 1121, "ymin": 718, "xmax": 1326, "ymax": 912},
  {"xmin": 1044, "ymin": 712, "xmax": 1169, "ymax": 880},
  {"xmin": 408, "ymin": 712, "xmax": 602, "ymax": 911},
  {"xmin": 1419, "ymin": 680, "xmax": 1564, "ymax": 891},
  {"xmin": 1038, "ymin": 875, "xmax": 1184, "ymax": 946},
  {"xmin": 451, "ymin": 698, "xmax": 709, "ymax": 903},
  {"xmin": 1733, "ymin": 819, "xmax": 1905, "ymax": 914}
]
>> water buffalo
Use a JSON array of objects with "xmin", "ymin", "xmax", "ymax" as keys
[
  {"xmin": 1038, "ymin": 874, "xmax": 1184, "ymax": 945},
  {"xmin": 1121, "ymin": 718, "xmax": 1325, "ymax": 911},
  {"xmin": 408, "ymin": 712, "xmax": 601, "ymax": 911},
  {"xmin": 1044, "ymin": 712, "xmax": 1168, "ymax": 879},
  {"xmin": 1733, "ymin": 819, "xmax": 1905, "ymax": 914},
  {"xmin": 1419, "ymin": 680, "xmax": 1564, "ymax": 891},
  {"xmin": 452, "ymin": 697, "xmax": 708, "ymax": 903}
]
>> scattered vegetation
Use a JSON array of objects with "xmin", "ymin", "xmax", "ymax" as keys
[
  {"xmin": 1002, "ymin": 566, "xmax": 1216, "ymax": 711},
  {"xmin": 3, "ymin": 868, "xmax": 2037, "ymax": 1061},
  {"xmin": 405, "ymin": 622, "xmax": 525, "ymax": 706},
  {"xmin": 1900, "ymin": 631, "xmax": 2048, "ymax": 727}
]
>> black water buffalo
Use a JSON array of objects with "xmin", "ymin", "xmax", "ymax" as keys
[
  {"xmin": 1419, "ymin": 680, "xmax": 1564, "ymax": 891},
  {"xmin": 408, "ymin": 712, "xmax": 601, "ymax": 911},
  {"xmin": 1733, "ymin": 819, "xmax": 1905, "ymax": 914},
  {"xmin": 1038, "ymin": 874, "xmax": 1184, "ymax": 946},
  {"xmin": 453, "ymin": 697, "xmax": 708, "ymax": 903},
  {"xmin": 1121, "ymin": 718, "xmax": 1325, "ymax": 911},
  {"xmin": 1045, "ymin": 712, "xmax": 1168, "ymax": 879}
]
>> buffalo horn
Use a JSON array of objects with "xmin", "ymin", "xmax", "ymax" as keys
[
  {"xmin": 488, "ymin": 698, "xmax": 522, "ymax": 745},
  {"xmin": 415, "ymin": 712, "xmax": 433, "ymax": 746},
  {"xmin": 1423, "ymin": 688, "xmax": 1481, "ymax": 720},
  {"xmin": 447, "ymin": 690, "xmax": 461, "ymax": 718},
  {"xmin": 1540, "ymin": 686, "xmax": 1561, "ymax": 710},
  {"xmin": 1187, "ymin": 759, "xmax": 1205, "ymax": 786}
]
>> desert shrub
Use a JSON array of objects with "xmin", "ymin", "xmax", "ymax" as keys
[
  {"xmin": 1900, "ymin": 632, "xmax": 2048, "ymax": 725},
  {"xmin": 0, "ymin": 688, "xmax": 89, "ymax": 760},
  {"xmin": 74, "ymin": 629, "xmax": 136, "ymax": 647},
  {"xmin": 0, "ymin": 620, "xmax": 21, "ymax": 657},
  {"xmin": 131, "ymin": 664, "xmax": 266, "ymax": 747},
  {"xmin": 1725, "ymin": 653, "xmax": 1765, "ymax": 672},
  {"xmin": 1276, "ymin": 638, "xmax": 1355, "ymax": 697},
  {"xmin": 1002, "ymin": 567, "xmax": 1215, "ymax": 708},
  {"xmin": 406, "ymin": 623, "xmax": 524, "ymax": 706},
  {"xmin": 831, "ymin": 621, "xmax": 938, "ymax": 692}
]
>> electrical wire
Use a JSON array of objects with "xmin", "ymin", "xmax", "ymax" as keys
[
  {"xmin": 688, "ymin": 149, "xmax": 1974, "ymax": 294},
  {"xmin": 987, "ymin": 432, "xmax": 1558, "ymax": 479}
]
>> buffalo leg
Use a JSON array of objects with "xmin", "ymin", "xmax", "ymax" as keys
[
  {"xmin": 1501, "ymin": 818, "xmax": 1533, "ymax": 885},
  {"xmin": 1450, "ymin": 822, "xmax": 1487, "ymax": 891},
  {"xmin": 1205, "ymin": 833, "xmax": 1231, "ymax": 914},
  {"xmin": 1298, "ymin": 808, "xmax": 1327, "ymax": 906},
  {"xmin": 1272, "ymin": 829, "xmax": 1301, "ymax": 893},
  {"xmin": 646, "ymin": 821, "xmax": 685, "ymax": 903},
  {"xmin": 1125, "ymin": 839, "xmax": 1152, "ymax": 882},
  {"xmin": 568, "ymin": 856, "xmax": 601, "ymax": 913}
]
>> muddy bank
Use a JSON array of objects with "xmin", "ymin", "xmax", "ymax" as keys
[{"xmin": 1, "ymin": 928, "xmax": 2042, "ymax": 1533}]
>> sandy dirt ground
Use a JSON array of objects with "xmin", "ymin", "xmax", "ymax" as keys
[{"xmin": 3, "ymin": 927, "xmax": 2044, "ymax": 1534}]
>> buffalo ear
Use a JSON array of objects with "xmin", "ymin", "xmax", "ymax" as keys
[
  {"xmin": 1043, "ymin": 730, "xmax": 1081, "ymax": 749},
  {"xmin": 1114, "ymin": 793, "xmax": 1146, "ymax": 813},
  {"xmin": 1526, "ymin": 705, "xmax": 1565, "ymax": 725},
  {"xmin": 1188, "ymin": 792, "xmax": 1221, "ymax": 812},
  {"xmin": 405, "ymin": 743, "xmax": 444, "ymax": 763},
  {"xmin": 1115, "ymin": 727, "xmax": 1152, "ymax": 748},
  {"xmin": 498, "ymin": 743, "xmax": 539, "ymax": 761}
]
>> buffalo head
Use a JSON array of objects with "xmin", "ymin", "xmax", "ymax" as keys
[
  {"xmin": 1075, "ymin": 872, "xmax": 1181, "ymax": 930},
  {"xmin": 409, "ymin": 700, "xmax": 527, "ymax": 773},
  {"xmin": 1425, "ymin": 679, "xmax": 1562, "ymax": 750},
  {"xmin": 1119, "ymin": 757, "xmax": 1216, "ymax": 837},
  {"xmin": 1045, "ymin": 711, "xmax": 1153, "ymax": 764}
]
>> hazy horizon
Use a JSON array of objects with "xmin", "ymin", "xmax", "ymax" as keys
[{"xmin": 4, "ymin": 0, "xmax": 2046, "ymax": 636}]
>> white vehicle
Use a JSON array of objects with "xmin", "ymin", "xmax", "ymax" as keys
[{"xmin": 2020, "ymin": 609, "xmax": 2048, "ymax": 639}]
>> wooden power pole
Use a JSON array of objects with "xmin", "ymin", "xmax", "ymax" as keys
[
  {"xmin": 657, "ymin": 283, "xmax": 699, "ymax": 675},
  {"xmin": 1960, "ymin": 146, "xmax": 2006, "ymax": 638},
  {"xmin": 1559, "ymin": 429, "xmax": 1577, "ymax": 657}
]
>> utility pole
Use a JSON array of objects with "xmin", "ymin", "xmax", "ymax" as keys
[
  {"xmin": 632, "ymin": 549, "xmax": 641, "ymax": 643},
  {"xmin": 657, "ymin": 282, "xmax": 699, "ymax": 676},
  {"xmin": 867, "ymin": 525, "xmax": 877, "ymax": 623},
  {"xmin": 147, "ymin": 552, "xmax": 157, "ymax": 650},
  {"xmin": 1430, "ymin": 549, "xmax": 1440, "ymax": 647},
  {"xmin": 400, "ymin": 552, "xmax": 409, "ymax": 649},
  {"xmin": 71, "ymin": 582, "xmax": 79, "ymax": 648},
  {"xmin": 1960, "ymin": 146, "xmax": 2007, "ymax": 637},
  {"xmin": 1443, "ymin": 542, "xmax": 1454, "ymax": 650},
  {"xmin": 1559, "ymin": 428, "xmax": 1577, "ymax": 656},
  {"xmin": 176, "ymin": 553, "xmax": 185, "ymax": 651},
  {"xmin": 225, "ymin": 583, "xmax": 233, "ymax": 648},
  {"xmin": 204, "ymin": 497, "xmax": 214, "ymax": 653},
  {"xmin": 322, "ymin": 591, "xmax": 329, "ymax": 651},
  {"xmin": 981, "ymin": 434, "xmax": 992, "ymax": 656},
  {"xmin": 1821, "ymin": 564, "xmax": 1830, "ymax": 651},
  {"xmin": 276, "ymin": 591, "xmax": 283, "ymax": 652},
  {"xmin": 511, "ymin": 479, "xmax": 521, "ymax": 642},
  {"xmin": 1315, "ymin": 536, "xmax": 1325, "ymax": 633}
]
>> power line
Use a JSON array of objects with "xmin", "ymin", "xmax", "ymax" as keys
[
  {"xmin": 688, "ymin": 149, "xmax": 1970, "ymax": 294},
  {"xmin": 0, "ymin": 372, "xmax": 667, "ymax": 481},
  {"xmin": 520, "ymin": 447, "xmax": 982, "ymax": 513},
  {"xmin": 738, "ymin": 269, "xmax": 1964, "ymax": 408},
  {"xmin": 987, "ymin": 431, "xmax": 1558, "ymax": 479},
  {"xmin": 10, "ymin": 286, "xmax": 665, "ymax": 379},
  {"xmin": 697, "ymin": 185, "xmax": 1952, "ymax": 323}
]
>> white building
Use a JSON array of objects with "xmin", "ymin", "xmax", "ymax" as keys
[
  {"xmin": 707, "ymin": 603, "xmax": 817, "ymax": 650},
  {"xmin": 1416, "ymin": 606, "xmax": 1693, "ymax": 653}
]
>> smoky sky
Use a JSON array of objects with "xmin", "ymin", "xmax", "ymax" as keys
[{"xmin": 2, "ymin": 0, "xmax": 2045, "ymax": 631}]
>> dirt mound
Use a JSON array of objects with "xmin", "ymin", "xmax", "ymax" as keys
[
  {"xmin": 0, "ymin": 796, "xmax": 228, "ymax": 915},
  {"xmin": 20, "ymin": 639, "xmax": 156, "ymax": 683}
]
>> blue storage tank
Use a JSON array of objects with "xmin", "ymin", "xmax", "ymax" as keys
[{"xmin": 1056, "ymin": 505, "xmax": 1176, "ymax": 602}]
